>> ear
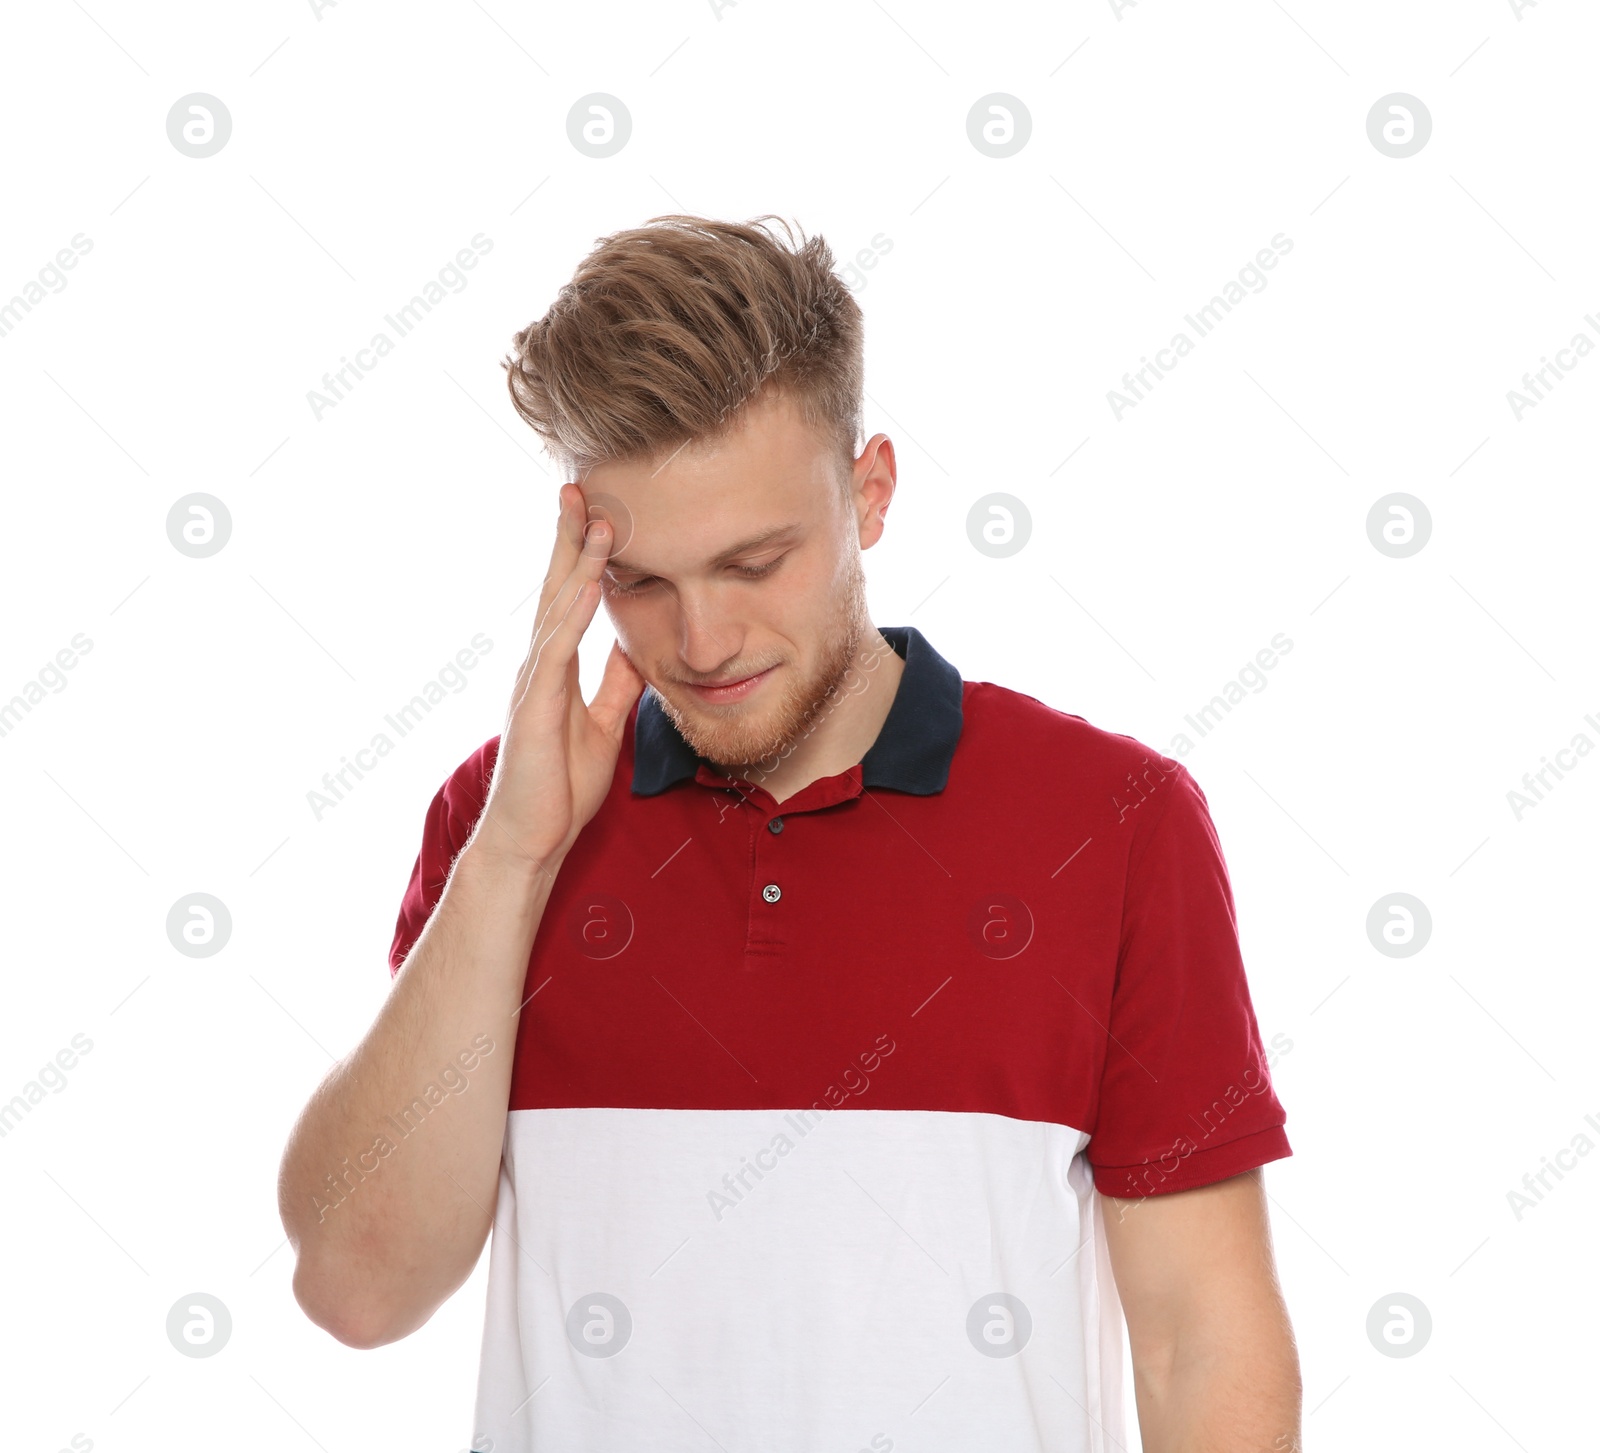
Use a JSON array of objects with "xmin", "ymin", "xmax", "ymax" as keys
[{"xmin": 852, "ymin": 433, "xmax": 896, "ymax": 548}]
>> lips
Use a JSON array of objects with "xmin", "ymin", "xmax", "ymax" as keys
[{"xmin": 683, "ymin": 666, "xmax": 775, "ymax": 702}]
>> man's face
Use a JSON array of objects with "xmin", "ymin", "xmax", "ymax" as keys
[{"xmin": 582, "ymin": 388, "xmax": 885, "ymax": 774}]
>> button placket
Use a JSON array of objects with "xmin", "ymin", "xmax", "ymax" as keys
[
  {"xmin": 761, "ymin": 815, "xmax": 784, "ymax": 905},
  {"xmin": 758, "ymin": 812, "xmax": 784, "ymax": 934}
]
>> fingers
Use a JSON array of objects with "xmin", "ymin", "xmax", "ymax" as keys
[
  {"xmin": 535, "ymin": 485, "xmax": 584, "ymax": 629},
  {"xmin": 523, "ymin": 516, "xmax": 611, "ymax": 709},
  {"xmin": 513, "ymin": 484, "xmax": 600, "ymax": 700}
]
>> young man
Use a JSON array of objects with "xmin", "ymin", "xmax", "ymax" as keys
[{"xmin": 278, "ymin": 215, "xmax": 1300, "ymax": 1452}]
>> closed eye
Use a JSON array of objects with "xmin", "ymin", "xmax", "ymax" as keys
[{"xmin": 605, "ymin": 555, "xmax": 787, "ymax": 597}]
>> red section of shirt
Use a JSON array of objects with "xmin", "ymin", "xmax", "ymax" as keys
[{"xmin": 388, "ymin": 676, "xmax": 1290, "ymax": 1199}]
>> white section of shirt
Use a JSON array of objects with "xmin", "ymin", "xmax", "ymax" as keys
[{"xmin": 469, "ymin": 1107, "xmax": 1125, "ymax": 1453}]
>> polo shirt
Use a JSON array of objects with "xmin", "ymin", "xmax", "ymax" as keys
[{"xmin": 387, "ymin": 623, "xmax": 1291, "ymax": 1453}]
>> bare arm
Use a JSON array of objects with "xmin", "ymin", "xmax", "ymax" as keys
[
  {"xmin": 1102, "ymin": 1168, "xmax": 1301, "ymax": 1453},
  {"xmin": 276, "ymin": 484, "xmax": 643, "ymax": 1349},
  {"xmin": 278, "ymin": 842, "xmax": 556, "ymax": 1348}
]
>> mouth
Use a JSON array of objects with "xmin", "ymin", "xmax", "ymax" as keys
[{"xmin": 682, "ymin": 665, "xmax": 777, "ymax": 705}]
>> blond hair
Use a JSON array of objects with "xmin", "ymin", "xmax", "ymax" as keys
[{"xmin": 503, "ymin": 214, "xmax": 864, "ymax": 485}]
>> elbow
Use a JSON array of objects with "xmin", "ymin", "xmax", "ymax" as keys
[
  {"xmin": 290, "ymin": 1251, "xmax": 415, "ymax": 1350},
  {"xmin": 279, "ymin": 1168, "xmax": 415, "ymax": 1349}
]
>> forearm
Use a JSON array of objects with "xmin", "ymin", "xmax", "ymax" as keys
[
  {"xmin": 278, "ymin": 838, "xmax": 559, "ymax": 1347},
  {"xmin": 1131, "ymin": 1318, "xmax": 1302, "ymax": 1453}
]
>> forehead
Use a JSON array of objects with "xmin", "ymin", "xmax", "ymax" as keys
[{"xmin": 582, "ymin": 391, "xmax": 841, "ymax": 569}]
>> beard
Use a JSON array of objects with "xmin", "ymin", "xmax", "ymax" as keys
[{"xmin": 654, "ymin": 547, "xmax": 871, "ymax": 779}]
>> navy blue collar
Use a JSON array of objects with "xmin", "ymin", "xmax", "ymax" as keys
[{"xmin": 631, "ymin": 625, "xmax": 963, "ymax": 796}]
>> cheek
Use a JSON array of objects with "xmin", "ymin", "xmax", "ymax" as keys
[{"xmin": 606, "ymin": 604, "xmax": 677, "ymax": 664}]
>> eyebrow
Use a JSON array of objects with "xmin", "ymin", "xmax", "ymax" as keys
[{"xmin": 604, "ymin": 520, "xmax": 806, "ymax": 577}]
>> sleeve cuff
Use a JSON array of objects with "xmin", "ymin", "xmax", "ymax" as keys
[{"xmin": 1092, "ymin": 1123, "xmax": 1292, "ymax": 1199}]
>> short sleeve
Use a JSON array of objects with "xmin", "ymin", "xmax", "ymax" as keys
[
  {"xmin": 1086, "ymin": 763, "xmax": 1291, "ymax": 1197},
  {"xmin": 387, "ymin": 737, "xmax": 499, "ymax": 977}
]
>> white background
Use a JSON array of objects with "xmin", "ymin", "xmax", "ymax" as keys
[{"xmin": 2, "ymin": 1, "xmax": 1595, "ymax": 1449}]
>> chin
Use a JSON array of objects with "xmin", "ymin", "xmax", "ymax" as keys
[{"xmin": 665, "ymin": 693, "xmax": 783, "ymax": 767}]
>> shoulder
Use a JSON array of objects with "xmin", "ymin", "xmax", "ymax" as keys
[
  {"xmin": 433, "ymin": 733, "xmax": 502, "ymax": 829},
  {"xmin": 960, "ymin": 676, "xmax": 1185, "ymax": 786},
  {"xmin": 956, "ymin": 676, "xmax": 1208, "ymax": 851}
]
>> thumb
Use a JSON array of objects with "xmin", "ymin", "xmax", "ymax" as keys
[{"xmin": 588, "ymin": 638, "xmax": 648, "ymax": 740}]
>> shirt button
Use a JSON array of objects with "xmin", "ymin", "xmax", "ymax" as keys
[
  {"xmin": 767, "ymin": 817, "xmax": 784, "ymax": 834},
  {"xmin": 762, "ymin": 884, "xmax": 782, "ymax": 903}
]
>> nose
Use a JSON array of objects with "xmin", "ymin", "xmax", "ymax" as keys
[{"xmin": 673, "ymin": 591, "xmax": 748, "ymax": 679}]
